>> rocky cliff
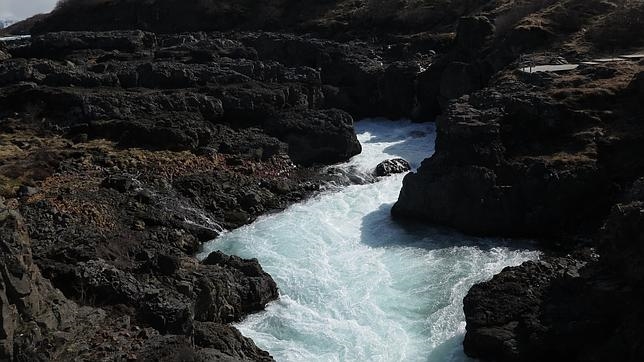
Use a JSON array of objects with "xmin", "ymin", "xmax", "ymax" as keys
[
  {"xmin": 391, "ymin": 0, "xmax": 644, "ymax": 237},
  {"xmin": 394, "ymin": 61, "xmax": 644, "ymax": 239}
]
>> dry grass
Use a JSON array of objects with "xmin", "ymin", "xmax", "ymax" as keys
[{"xmin": 493, "ymin": 0, "xmax": 556, "ymax": 36}]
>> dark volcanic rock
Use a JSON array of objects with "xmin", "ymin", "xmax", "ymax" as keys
[
  {"xmin": 101, "ymin": 174, "xmax": 141, "ymax": 192},
  {"xmin": 464, "ymin": 197, "xmax": 644, "ymax": 362},
  {"xmin": 2, "ymin": 196, "xmax": 281, "ymax": 360},
  {"xmin": 375, "ymin": 158, "xmax": 411, "ymax": 177},
  {"xmin": 394, "ymin": 62, "xmax": 644, "ymax": 238},
  {"xmin": 22, "ymin": 30, "xmax": 157, "ymax": 57},
  {"xmin": 454, "ymin": 16, "xmax": 495, "ymax": 57},
  {"xmin": 193, "ymin": 322, "xmax": 273, "ymax": 361},
  {"xmin": 0, "ymin": 205, "xmax": 76, "ymax": 360},
  {"xmin": 197, "ymin": 251, "xmax": 279, "ymax": 322},
  {"xmin": 2, "ymin": 29, "xmax": 371, "ymax": 361},
  {"xmin": 4, "ymin": 2, "xmax": 643, "ymax": 361},
  {"xmin": 266, "ymin": 108, "xmax": 362, "ymax": 166},
  {"xmin": 380, "ymin": 61, "xmax": 421, "ymax": 119},
  {"xmin": 463, "ymin": 257, "xmax": 586, "ymax": 361}
]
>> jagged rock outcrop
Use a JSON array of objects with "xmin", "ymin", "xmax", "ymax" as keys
[
  {"xmin": 463, "ymin": 257, "xmax": 587, "ymax": 361},
  {"xmin": 391, "ymin": 3, "xmax": 644, "ymax": 358},
  {"xmin": 193, "ymin": 322, "xmax": 273, "ymax": 361},
  {"xmin": 0, "ymin": 202, "xmax": 76, "ymax": 360},
  {"xmin": 1, "ymin": 199, "xmax": 279, "ymax": 361},
  {"xmin": 394, "ymin": 62, "xmax": 644, "ymax": 239}
]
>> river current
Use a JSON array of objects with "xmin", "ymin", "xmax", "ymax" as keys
[{"xmin": 199, "ymin": 119, "xmax": 539, "ymax": 361}]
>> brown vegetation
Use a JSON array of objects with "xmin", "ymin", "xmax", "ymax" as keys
[{"xmin": 587, "ymin": 0, "xmax": 644, "ymax": 51}]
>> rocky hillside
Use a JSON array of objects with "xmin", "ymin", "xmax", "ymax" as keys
[
  {"xmin": 22, "ymin": 0, "xmax": 518, "ymax": 37},
  {"xmin": 393, "ymin": 0, "xmax": 644, "ymax": 241},
  {"xmin": 394, "ymin": 54, "xmax": 644, "ymax": 239}
]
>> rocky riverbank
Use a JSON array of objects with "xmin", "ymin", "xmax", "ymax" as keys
[
  {"xmin": 0, "ymin": 27, "xmax": 429, "ymax": 360},
  {"xmin": 390, "ymin": 0, "xmax": 644, "ymax": 360}
]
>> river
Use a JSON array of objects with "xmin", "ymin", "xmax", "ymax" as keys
[{"xmin": 199, "ymin": 119, "xmax": 540, "ymax": 361}]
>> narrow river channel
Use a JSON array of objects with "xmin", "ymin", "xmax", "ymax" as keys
[{"xmin": 200, "ymin": 119, "xmax": 540, "ymax": 362}]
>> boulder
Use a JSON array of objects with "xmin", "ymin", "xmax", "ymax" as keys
[
  {"xmin": 16, "ymin": 185, "xmax": 38, "ymax": 197},
  {"xmin": 375, "ymin": 159, "xmax": 411, "ymax": 177},
  {"xmin": 197, "ymin": 251, "xmax": 279, "ymax": 322},
  {"xmin": 193, "ymin": 322, "xmax": 274, "ymax": 361},
  {"xmin": 265, "ymin": 109, "xmax": 362, "ymax": 166}
]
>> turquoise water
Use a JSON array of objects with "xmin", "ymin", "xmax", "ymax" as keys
[{"xmin": 199, "ymin": 119, "xmax": 539, "ymax": 361}]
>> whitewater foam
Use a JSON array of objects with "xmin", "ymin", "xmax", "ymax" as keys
[{"xmin": 199, "ymin": 118, "xmax": 540, "ymax": 361}]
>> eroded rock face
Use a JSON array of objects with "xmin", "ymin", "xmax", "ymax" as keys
[{"xmin": 463, "ymin": 192, "xmax": 644, "ymax": 362}]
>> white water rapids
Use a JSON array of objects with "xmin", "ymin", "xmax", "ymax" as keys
[{"xmin": 199, "ymin": 119, "xmax": 540, "ymax": 361}]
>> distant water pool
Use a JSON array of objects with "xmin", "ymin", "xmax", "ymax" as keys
[{"xmin": 199, "ymin": 119, "xmax": 540, "ymax": 361}]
